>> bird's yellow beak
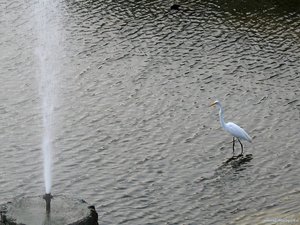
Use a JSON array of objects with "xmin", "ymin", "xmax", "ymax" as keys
[{"xmin": 210, "ymin": 102, "xmax": 217, "ymax": 107}]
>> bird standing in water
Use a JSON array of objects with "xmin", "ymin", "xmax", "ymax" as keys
[{"xmin": 210, "ymin": 100, "xmax": 252, "ymax": 156}]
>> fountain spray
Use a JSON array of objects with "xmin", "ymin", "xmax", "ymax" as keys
[{"xmin": 34, "ymin": 0, "xmax": 61, "ymax": 212}]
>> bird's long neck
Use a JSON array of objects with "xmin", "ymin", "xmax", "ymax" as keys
[{"xmin": 217, "ymin": 103, "xmax": 226, "ymax": 129}]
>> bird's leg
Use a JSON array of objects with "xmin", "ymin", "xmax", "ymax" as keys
[
  {"xmin": 232, "ymin": 137, "xmax": 235, "ymax": 155},
  {"xmin": 237, "ymin": 138, "xmax": 244, "ymax": 156}
]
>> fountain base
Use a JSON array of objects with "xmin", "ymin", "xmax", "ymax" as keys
[
  {"xmin": 43, "ymin": 193, "xmax": 53, "ymax": 214},
  {"xmin": 0, "ymin": 195, "xmax": 98, "ymax": 225}
]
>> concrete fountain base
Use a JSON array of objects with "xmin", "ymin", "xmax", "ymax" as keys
[{"xmin": 0, "ymin": 195, "xmax": 98, "ymax": 225}]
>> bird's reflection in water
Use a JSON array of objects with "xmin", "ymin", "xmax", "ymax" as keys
[
  {"xmin": 223, "ymin": 154, "xmax": 253, "ymax": 169},
  {"xmin": 212, "ymin": 154, "xmax": 254, "ymax": 176},
  {"xmin": 202, "ymin": 154, "xmax": 254, "ymax": 184}
]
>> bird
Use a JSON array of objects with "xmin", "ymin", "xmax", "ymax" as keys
[{"xmin": 210, "ymin": 100, "xmax": 252, "ymax": 156}]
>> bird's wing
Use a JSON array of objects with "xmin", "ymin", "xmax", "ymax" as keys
[{"xmin": 225, "ymin": 122, "xmax": 252, "ymax": 142}]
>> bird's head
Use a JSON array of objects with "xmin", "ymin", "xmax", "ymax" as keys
[{"xmin": 209, "ymin": 100, "xmax": 220, "ymax": 107}]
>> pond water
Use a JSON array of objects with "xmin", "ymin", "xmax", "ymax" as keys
[{"xmin": 1, "ymin": 0, "xmax": 300, "ymax": 224}]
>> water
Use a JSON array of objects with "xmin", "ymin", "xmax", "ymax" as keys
[{"xmin": 0, "ymin": 0, "xmax": 300, "ymax": 224}]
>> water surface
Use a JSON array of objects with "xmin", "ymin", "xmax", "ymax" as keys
[{"xmin": 1, "ymin": 0, "xmax": 300, "ymax": 224}]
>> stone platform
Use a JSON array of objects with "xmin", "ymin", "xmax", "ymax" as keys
[{"xmin": 0, "ymin": 195, "xmax": 98, "ymax": 225}]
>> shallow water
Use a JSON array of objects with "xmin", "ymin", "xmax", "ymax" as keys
[{"xmin": 1, "ymin": 0, "xmax": 300, "ymax": 224}]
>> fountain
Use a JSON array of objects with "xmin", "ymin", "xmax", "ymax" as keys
[
  {"xmin": 0, "ymin": 0, "xmax": 98, "ymax": 224},
  {"xmin": 43, "ymin": 193, "xmax": 53, "ymax": 214}
]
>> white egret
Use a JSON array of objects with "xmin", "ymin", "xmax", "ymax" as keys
[{"xmin": 210, "ymin": 100, "xmax": 252, "ymax": 155}]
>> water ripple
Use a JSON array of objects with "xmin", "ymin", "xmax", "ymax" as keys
[{"xmin": 1, "ymin": 0, "xmax": 300, "ymax": 224}]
